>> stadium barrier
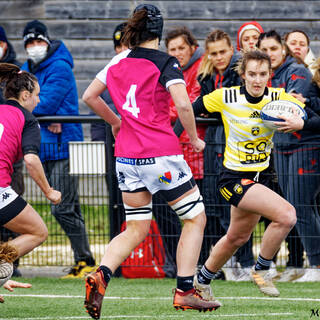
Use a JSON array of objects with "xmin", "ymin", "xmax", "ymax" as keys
[{"xmin": 19, "ymin": 115, "xmax": 320, "ymax": 274}]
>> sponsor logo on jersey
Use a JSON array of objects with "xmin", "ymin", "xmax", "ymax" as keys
[
  {"xmin": 249, "ymin": 111, "xmax": 260, "ymax": 118},
  {"xmin": 177, "ymin": 169, "xmax": 187, "ymax": 181},
  {"xmin": 220, "ymin": 187, "xmax": 232, "ymax": 201},
  {"xmin": 251, "ymin": 126, "xmax": 260, "ymax": 136},
  {"xmin": 291, "ymin": 74, "xmax": 306, "ymax": 81},
  {"xmin": 118, "ymin": 172, "xmax": 125, "ymax": 184},
  {"xmin": 241, "ymin": 179, "xmax": 255, "ymax": 186},
  {"xmin": 233, "ymin": 184, "xmax": 243, "ymax": 194},
  {"xmin": 136, "ymin": 158, "xmax": 155, "ymax": 166},
  {"xmin": 117, "ymin": 157, "xmax": 136, "ymax": 165},
  {"xmin": 159, "ymin": 171, "xmax": 172, "ymax": 184},
  {"xmin": 173, "ymin": 63, "xmax": 181, "ymax": 70},
  {"xmin": 2, "ymin": 192, "xmax": 10, "ymax": 201}
]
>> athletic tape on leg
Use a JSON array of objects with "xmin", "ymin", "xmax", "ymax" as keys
[
  {"xmin": 171, "ymin": 189, "xmax": 204, "ymax": 220},
  {"xmin": 124, "ymin": 201, "xmax": 152, "ymax": 221}
]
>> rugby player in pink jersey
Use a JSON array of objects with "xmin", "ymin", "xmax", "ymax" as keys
[
  {"xmin": 82, "ymin": 4, "xmax": 221, "ymax": 319},
  {"xmin": 0, "ymin": 63, "xmax": 61, "ymax": 292}
]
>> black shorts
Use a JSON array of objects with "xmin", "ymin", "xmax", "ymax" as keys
[
  {"xmin": 218, "ymin": 167, "xmax": 273, "ymax": 207},
  {"xmin": 0, "ymin": 194, "xmax": 27, "ymax": 226}
]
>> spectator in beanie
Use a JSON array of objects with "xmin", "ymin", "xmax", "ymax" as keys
[{"xmin": 21, "ymin": 20, "xmax": 96, "ymax": 278}]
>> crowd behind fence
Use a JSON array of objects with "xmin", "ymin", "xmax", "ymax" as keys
[{"xmin": 19, "ymin": 116, "xmax": 320, "ymax": 272}]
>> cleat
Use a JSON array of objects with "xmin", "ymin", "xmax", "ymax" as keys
[
  {"xmin": 193, "ymin": 274, "xmax": 218, "ymax": 301},
  {"xmin": 84, "ymin": 270, "xmax": 107, "ymax": 319},
  {"xmin": 173, "ymin": 288, "xmax": 221, "ymax": 312},
  {"xmin": 251, "ymin": 267, "xmax": 280, "ymax": 297},
  {"xmin": 62, "ymin": 261, "xmax": 97, "ymax": 279}
]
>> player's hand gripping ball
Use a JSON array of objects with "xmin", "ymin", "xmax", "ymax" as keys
[
  {"xmin": 260, "ymin": 100, "xmax": 307, "ymax": 130},
  {"xmin": 0, "ymin": 261, "xmax": 13, "ymax": 287}
]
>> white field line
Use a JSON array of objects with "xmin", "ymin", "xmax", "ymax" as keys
[
  {"xmin": 0, "ymin": 313, "xmax": 296, "ymax": 320},
  {"xmin": 1, "ymin": 293, "xmax": 320, "ymax": 302}
]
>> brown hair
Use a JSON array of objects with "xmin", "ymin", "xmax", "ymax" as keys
[
  {"xmin": 0, "ymin": 63, "xmax": 37, "ymax": 100},
  {"xmin": 122, "ymin": 9, "xmax": 157, "ymax": 48},
  {"xmin": 257, "ymin": 30, "xmax": 306, "ymax": 66},
  {"xmin": 198, "ymin": 29, "xmax": 232, "ymax": 80},
  {"xmin": 284, "ymin": 29, "xmax": 310, "ymax": 46},
  {"xmin": 237, "ymin": 50, "xmax": 271, "ymax": 77},
  {"xmin": 165, "ymin": 26, "xmax": 198, "ymax": 48}
]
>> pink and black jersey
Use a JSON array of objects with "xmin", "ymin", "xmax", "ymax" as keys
[
  {"xmin": 96, "ymin": 47, "xmax": 186, "ymax": 158},
  {"xmin": 0, "ymin": 100, "xmax": 40, "ymax": 187}
]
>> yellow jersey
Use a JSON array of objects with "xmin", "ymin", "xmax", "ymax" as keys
[{"xmin": 203, "ymin": 86, "xmax": 304, "ymax": 172}]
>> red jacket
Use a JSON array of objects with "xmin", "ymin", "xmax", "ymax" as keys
[{"xmin": 169, "ymin": 52, "xmax": 206, "ymax": 179}]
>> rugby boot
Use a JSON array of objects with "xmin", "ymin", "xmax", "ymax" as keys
[
  {"xmin": 173, "ymin": 287, "xmax": 221, "ymax": 312},
  {"xmin": 251, "ymin": 267, "xmax": 280, "ymax": 297},
  {"xmin": 193, "ymin": 275, "xmax": 222, "ymax": 304},
  {"xmin": 84, "ymin": 270, "xmax": 107, "ymax": 319}
]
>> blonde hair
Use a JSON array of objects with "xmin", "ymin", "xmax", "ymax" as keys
[
  {"xmin": 198, "ymin": 29, "xmax": 232, "ymax": 80},
  {"xmin": 312, "ymin": 57, "xmax": 320, "ymax": 87}
]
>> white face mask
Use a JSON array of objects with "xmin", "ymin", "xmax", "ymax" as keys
[
  {"xmin": 0, "ymin": 46, "xmax": 4, "ymax": 60},
  {"xmin": 26, "ymin": 45, "xmax": 48, "ymax": 64}
]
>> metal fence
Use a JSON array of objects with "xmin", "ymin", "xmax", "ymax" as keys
[{"xmin": 15, "ymin": 116, "xmax": 320, "ymax": 273}]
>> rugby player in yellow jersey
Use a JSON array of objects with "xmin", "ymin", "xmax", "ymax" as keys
[{"xmin": 178, "ymin": 50, "xmax": 310, "ymax": 298}]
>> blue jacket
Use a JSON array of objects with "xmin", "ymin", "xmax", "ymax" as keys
[
  {"xmin": 271, "ymin": 56, "xmax": 317, "ymax": 151},
  {"xmin": 22, "ymin": 40, "xmax": 83, "ymax": 161}
]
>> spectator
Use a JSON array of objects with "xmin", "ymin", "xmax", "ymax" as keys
[
  {"xmin": 0, "ymin": 25, "xmax": 23, "ymax": 277},
  {"xmin": 197, "ymin": 29, "xmax": 255, "ymax": 280},
  {"xmin": 21, "ymin": 20, "xmax": 96, "ymax": 278},
  {"xmin": 236, "ymin": 21, "xmax": 264, "ymax": 52},
  {"xmin": 82, "ymin": 4, "xmax": 220, "ymax": 318},
  {"xmin": 258, "ymin": 30, "xmax": 320, "ymax": 282},
  {"xmin": 284, "ymin": 29, "xmax": 316, "ymax": 74},
  {"xmin": 166, "ymin": 26, "xmax": 206, "ymax": 182},
  {"xmin": 163, "ymin": 26, "xmax": 205, "ymax": 271}
]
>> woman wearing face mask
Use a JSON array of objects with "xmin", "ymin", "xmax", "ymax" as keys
[
  {"xmin": 258, "ymin": 30, "xmax": 320, "ymax": 282},
  {"xmin": 21, "ymin": 20, "xmax": 96, "ymax": 278},
  {"xmin": 284, "ymin": 29, "xmax": 316, "ymax": 75}
]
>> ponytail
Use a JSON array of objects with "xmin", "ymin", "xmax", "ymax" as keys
[{"xmin": 0, "ymin": 63, "xmax": 37, "ymax": 100}]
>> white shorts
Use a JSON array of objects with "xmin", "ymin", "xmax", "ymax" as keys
[{"xmin": 116, "ymin": 155, "xmax": 193, "ymax": 197}]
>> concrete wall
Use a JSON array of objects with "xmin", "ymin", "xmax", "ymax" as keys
[{"xmin": 1, "ymin": 0, "xmax": 319, "ymax": 128}]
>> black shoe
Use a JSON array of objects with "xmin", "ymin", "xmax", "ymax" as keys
[
  {"xmin": 12, "ymin": 267, "xmax": 22, "ymax": 277},
  {"xmin": 212, "ymin": 269, "xmax": 225, "ymax": 280}
]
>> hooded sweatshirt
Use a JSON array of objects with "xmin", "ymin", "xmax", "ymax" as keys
[
  {"xmin": 22, "ymin": 40, "xmax": 83, "ymax": 161},
  {"xmin": 169, "ymin": 46, "xmax": 206, "ymax": 179},
  {"xmin": 271, "ymin": 56, "xmax": 319, "ymax": 151}
]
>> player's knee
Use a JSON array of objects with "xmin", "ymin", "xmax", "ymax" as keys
[
  {"xmin": 36, "ymin": 225, "xmax": 48, "ymax": 245},
  {"xmin": 279, "ymin": 204, "xmax": 296, "ymax": 230},
  {"xmin": 125, "ymin": 221, "xmax": 150, "ymax": 245},
  {"xmin": 170, "ymin": 188, "xmax": 205, "ymax": 221},
  {"xmin": 227, "ymin": 232, "xmax": 250, "ymax": 248}
]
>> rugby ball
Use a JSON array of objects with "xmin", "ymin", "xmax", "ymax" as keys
[
  {"xmin": 260, "ymin": 100, "xmax": 307, "ymax": 130},
  {"xmin": 0, "ymin": 261, "xmax": 13, "ymax": 287}
]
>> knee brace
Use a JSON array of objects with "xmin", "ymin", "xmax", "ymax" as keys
[
  {"xmin": 170, "ymin": 189, "xmax": 204, "ymax": 220},
  {"xmin": 124, "ymin": 201, "xmax": 152, "ymax": 221}
]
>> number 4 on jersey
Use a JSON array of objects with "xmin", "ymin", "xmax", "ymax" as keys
[{"xmin": 122, "ymin": 84, "xmax": 140, "ymax": 118}]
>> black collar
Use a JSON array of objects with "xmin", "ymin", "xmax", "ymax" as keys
[
  {"xmin": 4, "ymin": 99, "xmax": 22, "ymax": 108},
  {"xmin": 240, "ymin": 86, "xmax": 268, "ymax": 104}
]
